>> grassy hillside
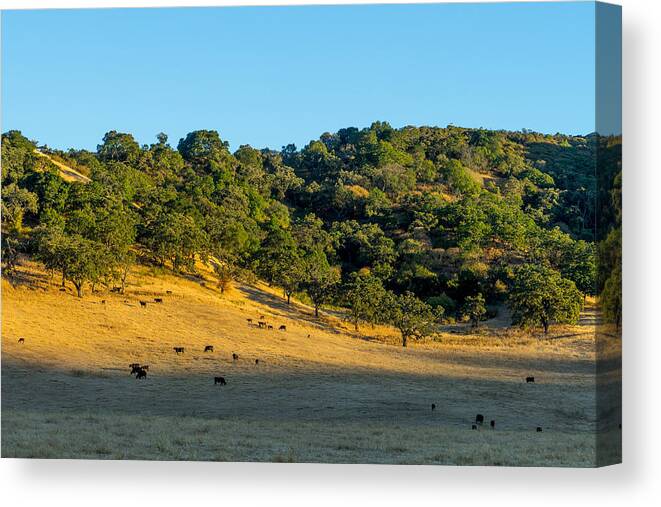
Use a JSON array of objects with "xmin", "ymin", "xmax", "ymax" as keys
[{"xmin": 2, "ymin": 260, "xmax": 621, "ymax": 465}]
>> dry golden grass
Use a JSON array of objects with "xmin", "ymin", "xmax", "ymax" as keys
[
  {"xmin": 33, "ymin": 150, "xmax": 91, "ymax": 183},
  {"xmin": 1, "ymin": 260, "xmax": 621, "ymax": 466}
]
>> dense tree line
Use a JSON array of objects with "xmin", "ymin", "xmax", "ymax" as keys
[{"xmin": 1, "ymin": 123, "xmax": 621, "ymax": 343}]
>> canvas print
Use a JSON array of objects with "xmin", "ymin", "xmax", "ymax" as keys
[{"xmin": 1, "ymin": 2, "xmax": 621, "ymax": 466}]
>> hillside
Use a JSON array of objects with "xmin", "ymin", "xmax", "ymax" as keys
[
  {"xmin": 2, "ymin": 127, "xmax": 619, "ymax": 326},
  {"xmin": 2, "ymin": 260, "xmax": 620, "ymax": 465}
]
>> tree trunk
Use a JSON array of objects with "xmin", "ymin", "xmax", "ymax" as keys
[
  {"xmin": 542, "ymin": 320, "xmax": 549, "ymax": 334},
  {"xmin": 74, "ymin": 282, "xmax": 83, "ymax": 298},
  {"xmin": 402, "ymin": 334, "xmax": 408, "ymax": 347},
  {"xmin": 314, "ymin": 305, "xmax": 319, "ymax": 317},
  {"xmin": 121, "ymin": 267, "xmax": 128, "ymax": 294},
  {"xmin": 287, "ymin": 293, "xmax": 291, "ymax": 305},
  {"xmin": 61, "ymin": 271, "xmax": 66, "ymax": 287}
]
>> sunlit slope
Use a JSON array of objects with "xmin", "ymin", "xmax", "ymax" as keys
[{"xmin": 2, "ymin": 261, "xmax": 599, "ymax": 383}]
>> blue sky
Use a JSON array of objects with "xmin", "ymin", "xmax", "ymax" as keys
[{"xmin": 2, "ymin": 3, "xmax": 597, "ymax": 151}]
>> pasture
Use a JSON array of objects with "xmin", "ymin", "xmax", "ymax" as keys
[{"xmin": 1, "ymin": 261, "xmax": 621, "ymax": 466}]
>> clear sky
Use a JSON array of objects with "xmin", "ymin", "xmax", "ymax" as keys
[{"xmin": 1, "ymin": 2, "xmax": 597, "ymax": 152}]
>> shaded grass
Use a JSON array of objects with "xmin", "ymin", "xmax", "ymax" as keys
[{"xmin": 1, "ymin": 409, "xmax": 607, "ymax": 466}]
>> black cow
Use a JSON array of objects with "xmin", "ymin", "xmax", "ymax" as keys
[
  {"xmin": 130, "ymin": 365, "xmax": 142, "ymax": 375},
  {"xmin": 490, "ymin": 420, "xmax": 495, "ymax": 429},
  {"xmin": 204, "ymin": 345, "xmax": 214, "ymax": 352},
  {"xmin": 173, "ymin": 347, "xmax": 185, "ymax": 354},
  {"xmin": 536, "ymin": 427, "xmax": 543, "ymax": 432},
  {"xmin": 141, "ymin": 365, "xmax": 149, "ymax": 371},
  {"xmin": 267, "ymin": 325, "xmax": 273, "ymax": 330},
  {"xmin": 255, "ymin": 359, "xmax": 259, "ymax": 365},
  {"xmin": 258, "ymin": 321, "xmax": 267, "ymax": 329},
  {"xmin": 214, "ymin": 376, "xmax": 226, "ymax": 385},
  {"xmin": 431, "ymin": 403, "xmax": 436, "ymax": 412},
  {"xmin": 18, "ymin": 338, "xmax": 25, "ymax": 344},
  {"xmin": 472, "ymin": 425, "xmax": 477, "ymax": 430},
  {"xmin": 101, "ymin": 300, "xmax": 106, "ymax": 305},
  {"xmin": 526, "ymin": 376, "xmax": 535, "ymax": 383},
  {"xmin": 247, "ymin": 318, "xmax": 253, "ymax": 324},
  {"xmin": 136, "ymin": 369, "xmax": 147, "ymax": 380},
  {"xmin": 139, "ymin": 301, "xmax": 148, "ymax": 308},
  {"xmin": 129, "ymin": 363, "xmax": 140, "ymax": 369},
  {"xmin": 475, "ymin": 414, "xmax": 484, "ymax": 425},
  {"xmin": 279, "ymin": 325, "xmax": 287, "ymax": 331},
  {"xmin": 154, "ymin": 298, "xmax": 163, "ymax": 303},
  {"xmin": 232, "ymin": 353, "xmax": 239, "ymax": 361},
  {"xmin": 166, "ymin": 290, "xmax": 173, "ymax": 294}
]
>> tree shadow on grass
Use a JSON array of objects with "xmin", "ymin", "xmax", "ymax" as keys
[
  {"xmin": 235, "ymin": 284, "xmax": 346, "ymax": 336},
  {"xmin": 3, "ymin": 262, "xmax": 53, "ymax": 292}
]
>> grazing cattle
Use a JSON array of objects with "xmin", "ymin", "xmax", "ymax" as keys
[
  {"xmin": 258, "ymin": 321, "xmax": 266, "ymax": 329},
  {"xmin": 173, "ymin": 347, "xmax": 185, "ymax": 354},
  {"xmin": 101, "ymin": 300, "xmax": 106, "ymax": 305},
  {"xmin": 490, "ymin": 420, "xmax": 495, "ymax": 429},
  {"xmin": 255, "ymin": 359, "xmax": 259, "ymax": 365},
  {"xmin": 130, "ymin": 365, "xmax": 142, "ymax": 375},
  {"xmin": 129, "ymin": 363, "xmax": 140, "ymax": 369},
  {"xmin": 141, "ymin": 365, "xmax": 149, "ymax": 371},
  {"xmin": 526, "ymin": 376, "xmax": 535, "ymax": 383},
  {"xmin": 475, "ymin": 414, "xmax": 484, "ymax": 425},
  {"xmin": 139, "ymin": 301, "xmax": 148, "ymax": 308},
  {"xmin": 431, "ymin": 403, "xmax": 436, "ymax": 411},
  {"xmin": 214, "ymin": 376, "xmax": 226, "ymax": 385},
  {"xmin": 267, "ymin": 325, "xmax": 273, "ymax": 330},
  {"xmin": 136, "ymin": 369, "xmax": 147, "ymax": 380},
  {"xmin": 154, "ymin": 298, "xmax": 163, "ymax": 303},
  {"xmin": 307, "ymin": 334, "xmax": 311, "ymax": 339},
  {"xmin": 472, "ymin": 425, "xmax": 477, "ymax": 430},
  {"xmin": 166, "ymin": 290, "xmax": 173, "ymax": 294},
  {"xmin": 59, "ymin": 287, "xmax": 66, "ymax": 292},
  {"xmin": 18, "ymin": 338, "xmax": 25, "ymax": 344},
  {"xmin": 279, "ymin": 325, "xmax": 287, "ymax": 331},
  {"xmin": 536, "ymin": 427, "xmax": 543, "ymax": 432},
  {"xmin": 259, "ymin": 315, "xmax": 265, "ymax": 319},
  {"xmin": 247, "ymin": 318, "xmax": 253, "ymax": 324},
  {"xmin": 232, "ymin": 353, "xmax": 239, "ymax": 361},
  {"xmin": 204, "ymin": 345, "xmax": 214, "ymax": 352}
]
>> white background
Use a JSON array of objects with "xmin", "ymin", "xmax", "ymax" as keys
[{"xmin": 1, "ymin": 0, "xmax": 659, "ymax": 505}]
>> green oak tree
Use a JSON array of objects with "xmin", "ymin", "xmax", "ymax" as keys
[
  {"xmin": 387, "ymin": 291, "xmax": 443, "ymax": 347},
  {"xmin": 508, "ymin": 264, "xmax": 583, "ymax": 334}
]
